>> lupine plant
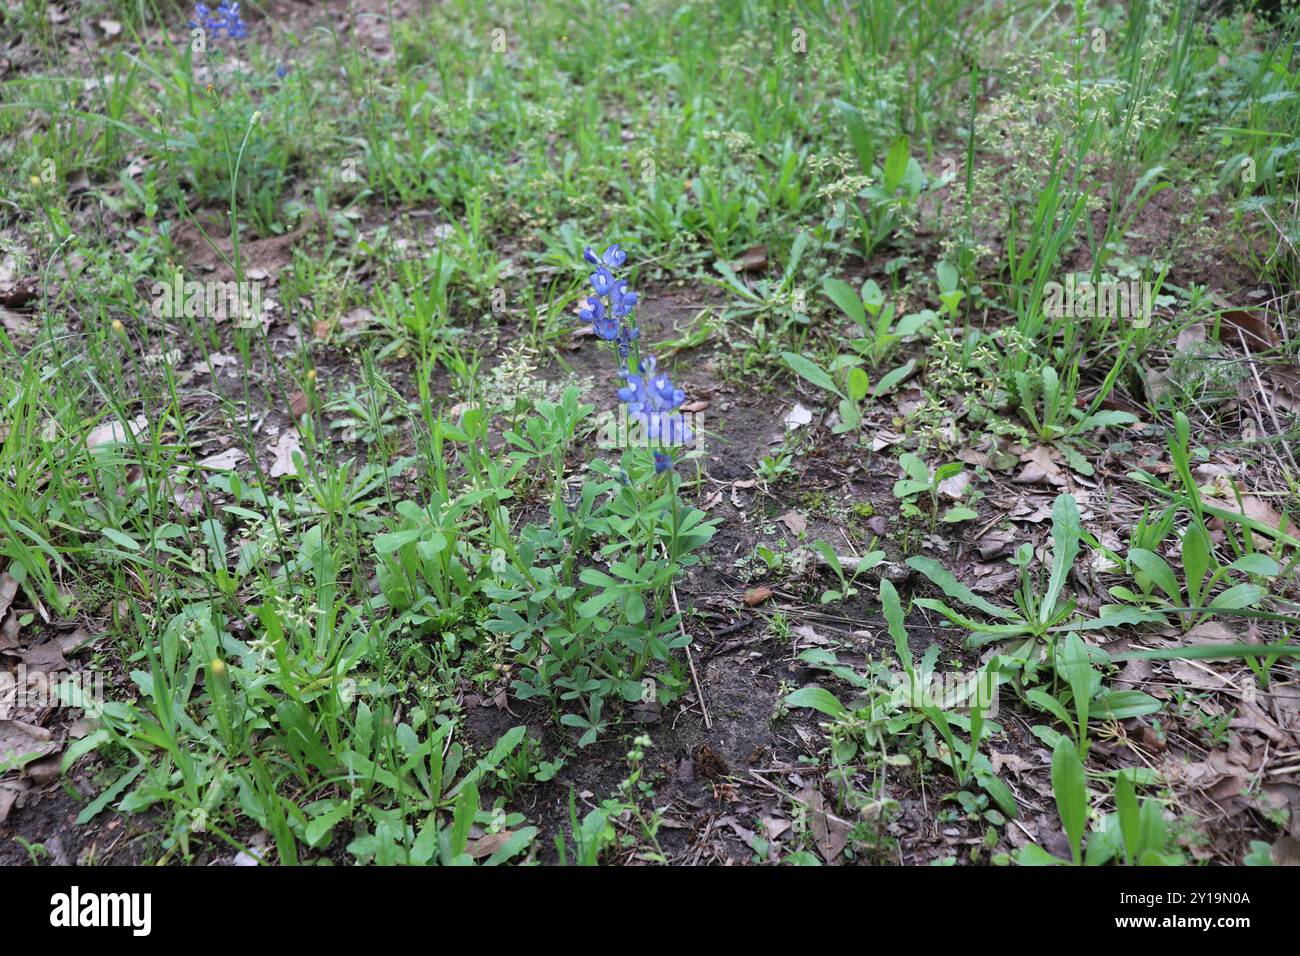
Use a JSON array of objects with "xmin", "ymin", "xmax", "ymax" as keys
[{"xmin": 478, "ymin": 245, "xmax": 716, "ymax": 744}]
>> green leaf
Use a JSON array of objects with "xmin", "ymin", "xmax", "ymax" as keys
[
  {"xmin": 823, "ymin": 277, "xmax": 867, "ymax": 329},
  {"xmin": 1059, "ymin": 634, "xmax": 1093, "ymax": 751},
  {"xmin": 880, "ymin": 579, "xmax": 912, "ymax": 675},
  {"xmin": 847, "ymin": 366, "xmax": 870, "ymax": 402},
  {"xmin": 935, "ymin": 261, "xmax": 958, "ymax": 295},
  {"xmin": 374, "ymin": 527, "xmax": 425, "ymax": 554},
  {"xmin": 1025, "ymin": 689, "xmax": 1074, "ymax": 732},
  {"xmin": 1210, "ymin": 583, "xmax": 1264, "ymax": 609},
  {"xmin": 781, "ymin": 351, "xmax": 844, "ymax": 399},
  {"xmin": 1018, "ymin": 844, "xmax": 1068, "ymax": 866},
  {"xmin": 872, "ymin": 359, "xmax": 915, "ymax": 396},
  {"xmin": 1051, "ymin": 737, "xmax": 1088, "ymax": 866},
  {"xmin": 1181, "ymin": 522, "xmax": 1211, "ymax": 606},
  {"xmin": 784, "ymin": 686, "xmax": 847, "ymax": 719},
  {"xmin": 906, "ymin": 556, "xmax": 1015, "ymax": 620},
  {"xmin": 1115, "ymin": 771, "xmax": 1139, "ymax": 865},
  {"xmin": 975, "ymin": 769, "xmax": 1018, "ymax": 820},
  {"xmin": 1042, "ymin": 494, "xmax": 1082, "ymax": 623},
  {"xmin": 898, "ymin": 452, "xmax": 930, "ymax": 484},
  {"xmin": 1093, "ymin": 690, "xmax": 1163, "ymax": 720},
  {"xmin": 1128, "ymin": 548, "xmax": 1180, "ymax": 604},
  {"xmin": 1226, "ymin": 553, "xmax": 1280, "ymax": 577}
]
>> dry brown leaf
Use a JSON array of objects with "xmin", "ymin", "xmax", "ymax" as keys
[
  {"xmin": 268, "ymin": 429, "xmax": 302, "ymax": 478},
  {"xmin": 197, "ymin": 448, "xmax": 246, "ymax": 470},
  {"xmin": 743, "ymin": 587, "xmax": 773, "ymax": 607},
  {"xmin": 731, "ymin": 244, "xmax": 768, "ymax": 273},
  {"xmin": 0, "ymin": 718, "xmax": 58, "ymax": 769},
  {"xmin": 799, "ymin": 787, "xmax": 850, "ymax": 863},
  {"xmin": 0, "ymin": 573, "xmax": 16, "ymax": 623},
  {"xmin": 1267, "ymin": 836, "xmax": 1300, "ymax": 866},
  {"xmin": 779, "ymin": 511, "xmax": 807, "ymax": 535},
  {"xmin": 0, "ymin": 779, "xmax": 27, "ymax": 824},
  {"xmin": 86, "ymin": 414, "xmax": 147, "ymax": 449},
  {"xmin": 1184, "ymin": 620, "xmax": 1240, "ymax": 645},
  {"xmin": 1015, "ymin": 445, "xmax": 1067, "ymax": 488},
  {"xmin": 465, "ymin": 830, "xmax": 521, "ymax": 860},
  {"xmin": 1205, "ymin": 493, "xmax": 1289, "ymax": 548},
  {"xmin": 938, "ymin": 469, "xmax": 970, "ymax": 500},
  {"xmin": 1219, "ymin": 308, "xmax": 1277, "ymax": 350},
  {"xmin": 793, "ymin": 624, "xmax": 831, "ymax": 646}
]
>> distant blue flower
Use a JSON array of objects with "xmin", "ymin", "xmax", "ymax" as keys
[
  {"xmin": 275, "ymin": 64, "xmax": 289, "ymax": 79},
  {"xmin": 191, "ymin": 3, "xmax": 247, "ymax": 42}
]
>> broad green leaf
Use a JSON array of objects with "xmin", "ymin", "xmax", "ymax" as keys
[
  {"xmin": 1181, "ymin": 523, "xmax": 1211, "ymax": 606},
  {"xmin": 1127, "ymin": 548, "xmax": 1180, "ymax": 604},
  {"xmin": 823, "ymin": 277, "xmax": 867, "ymax": 329},
  {"xmin": 1051, "ymin": 738, "xmax": 1088, "ymax": 866},
  {"xmin": 1042, "ymin": 494, "xmax": 1082, "ymax": 623},
  {"xmin": 880, "ymin": 579, "xmax": 912, "ymax": 673},
  {"xmin": 1210, "ymin": 583, "xmax": 1263, "ymax": 609},
  {"xmin": 784, "ymin": 686, "xmax": 847, "ymax": 718},
  {"xmin": 781, "ymin": 351, "xmax": 844, "ymax": 399}
]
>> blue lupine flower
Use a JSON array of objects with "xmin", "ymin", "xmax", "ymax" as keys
[
  {"xmin": 615, "ymin": 323, "xmax": 639, "ymax": 363},
  {"xmin": 584, "ymin": 244, "xmax": 627, "ymax": 269},
  {"xmin": 619, "ymin": 355, "xmax": 692, "ymax": 448},
  {"xmin": 191, "ymin": 3, "xmax": 247, "ymax": 42},
  {"xmin": 580, "ymin": 296, "xmax": 619, "ymax": 340},
  {"xmin": 653, "ymin": 451, "xmax": 675, "ymax": 474},
  {"xmin": 275, "ymin": 64, "xmax": 289, "ymax": 79},
  {"xmin": 610, "ymin": 280, "xmax": 638, "ymax": 319},
  {"xmin": 589, "ymin": 266, "xmax": 614, "ymax": 297}
]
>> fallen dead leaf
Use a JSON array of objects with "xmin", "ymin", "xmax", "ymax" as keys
[
  {"xmin": 86, "ymin": 414, "xmax": 147, "ymax": 450},
  {"xmin": 793, "ymin": 624, "xmax": 832, "ymax": 646},
  {"xmin": 731, "ymin": 244, "xmax": 768, "ymax": 273},
  {"xmin": 1219, "ymin": 307, "xmax": 1277, "ymax": 350},
  {"xmin": 268, "ymin": 429, "xmax": 302, "ymax": 478},
  {"xmin": 0, "ymin": 573, "xmax": 16, "ymax": 622},
  {"xmin": 197, "ymin": 448, "xmax": 246, "ymax": 470},
  {"xmin": 465, "ymin": 829, "xmax": 522, "ymax": 860},
  {"xmin": 743, "ymin": 587, "xmax": 774, "ymax": 607},
  {"xmin": 784, "ymin": 403, "xmax": 813, "ymax": 430},
  {"xmin": 1016, "ymin": 445, "xmax": 1067, "ymax": 488},
  {"xmin": 0, "ymin": 718, "xmax": 58, "ymax": 770},
  {"xmin": 779, "ymin": 511, "xmax": 807, "ymax": 535},
  {"xmin": 799, "ymin": 787, "xmax": 850, "ymax": 863},
  {"xmin": 938, "ymin": 469, "xmax": 970, "ymax": 500}
]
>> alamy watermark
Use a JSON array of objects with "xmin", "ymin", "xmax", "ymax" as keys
[
  {"xmin": 888, "ymin": 669, "xmax": 1002, "ymax": 717},
  {"xmin": 0, "ymin": 665, "xmax": 105, "ymax": 716},
  {"xmin": 150, "ymin": 271, "xmax": 264, "ymax": 324},
  {"xmin": 1043, "ymin": 276, "xmax": 1154, "ymax": 328}
]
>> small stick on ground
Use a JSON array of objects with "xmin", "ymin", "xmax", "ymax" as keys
[{"xmin": 671, "ymin": 581, "xmax": 712, "ymax": 730}]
